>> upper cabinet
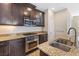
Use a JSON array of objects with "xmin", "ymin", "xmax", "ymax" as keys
[
  {"xmin": 23, "ymin": 3, "xmax": 36, "ymax": 19},
  {"xmin": 0, "ymin": 4, "xmax": 13, "ymax": 25},
  {"xmin": 35, "ymin": 10, "xmax": 44, "ymax": 26},
  {"xmin": 23, "ymin": 3, "xmax": 44, "ymax": 27},
  {"xmin": 0, "ymin": 3, "xmax": 24, "ymax": 26},
  {"xmin": 0, "ymin": 3, "xmax": 44, "ymax": 26},
  {"xmin": 24, "ymin": 9, "xmax": 44, "ymax": 27},
  {"xmin": 11, "ymin": 4, "xmax": 24, "ymax": 26}
]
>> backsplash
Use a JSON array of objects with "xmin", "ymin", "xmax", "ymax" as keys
[{"xmin": 0, "ymin": 25, "xmax": 43, "ymax": 34}]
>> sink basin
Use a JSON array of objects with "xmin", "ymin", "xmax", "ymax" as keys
[
  {"xmin": 50, "ymin": 42, "xmax": 71, "ymax": 52},
  {"xmin": 56, "ymin": 38, "xmax": 73, "ymax": 46},
  {"xmin": 50, "ymin": 38, "xmax": 74, "ymax": 52}
]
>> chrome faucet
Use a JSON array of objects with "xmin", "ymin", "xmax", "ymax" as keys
[{"xmin": 67, "ymin": 27, "xmax": 77, "ymax": 47}]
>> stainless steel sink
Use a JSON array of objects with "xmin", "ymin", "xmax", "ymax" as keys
[
  {"xmin": 50, "ymin": 38, "xmax": 74, "ymax": 52},
  {"xmin": 56, "ymin": 38, "xmax": 73, "ymax": 46}
]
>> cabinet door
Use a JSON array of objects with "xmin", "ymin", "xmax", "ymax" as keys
[
  {"xmin": 0, "ymin": 3, "xmax": 12, "ymax": 25},
  {"xmin": 11, "ymin": 4, "xmax": 24, "ymax": 26},
  {"xmin": 35, "ymin": 10, "xmax": 44, "ymax": 27},
  {"xmin": 23, "ymin": 3, "xmax": 36, "ymax": 19},
  {"xmin": 0, "ymin": 41, "xmax": 9, "ymax": 56},
  {"xmin": 30, "ymin": 9, "xmax": 37, "ymax": 20},
  {"xmin": 39, "ymin": 34, "xmax": 48, "ymax": 44},
  {"xmin": 9, "ymin": 38, "xmax": 25, "ymax": 56}
]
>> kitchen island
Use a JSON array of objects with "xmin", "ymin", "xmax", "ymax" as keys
[{"xmin": 38, "ymin": 42, "xmax": 79, "ymax": 56}]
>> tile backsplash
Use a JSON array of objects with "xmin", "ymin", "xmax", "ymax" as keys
[{"xmin": 0, "ymin": 25, "xmax": 43, "ymax": 34}]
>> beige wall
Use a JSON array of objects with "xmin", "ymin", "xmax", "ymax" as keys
[
  {"xmin": 54, "ymin": 9, "xmax": 71, "ymax": 39},
  {"xmin": 72, "ymin": 16, "xmax": 79, "ymax": 36},
  {"xmin": 72, "ymin": 16, "xmax": 79, "ymax": 47},
  {"xmin": 43, "ymin": 10, "xmax": 48, "ymax": 32},
  {"xmin": 0, "ymin": 25, "xmax": 43, "ymax": 34},
  {"xmin": 72, "ymin": 16, "xmax": 79, "ymax": 29},
  {"xmin": 45, "ymin": 8, "xmax": 71, "ymax": 44},
  {"xmin": 44, "ymin": 9, "xmax": 55, "ymax": 44}
]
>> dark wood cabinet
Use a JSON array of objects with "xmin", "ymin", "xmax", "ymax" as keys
[
  {"xmin": 0, "ymin": 38, "xmax": 25, "ymax": 56},
  {"xmin": 35, "ymin": 10, "xmax": 44, "ymax": 26},
  {"xmin": 23, "ymin": 3, "xmax": 36, "ymax": 19},
  {"xmin": 23, "ymin": 4, "xmax": 44, "ymax": 27},
  {"xmin": 0, "ymin": 3, "xmax": 13, "ymax": 25},
  {"xmin": 9, "ymin": 38, "xmax": 25, "ymax": 56},
  {"xmin": 0, "ymin": 41, "xmax": 9, "ymax": 56},
  {"xmin": 11, "ymin": 4, "xmax": 24, "ymax": 26},
  {"xmin": 39, "ymin": 34, "xmax": 48, "ymax": 44},
  {"xmin": 0, "ymin": 3, "xmax": 44, "ymax": 26},
  {"xmin": 24, "ymin": 9, "xmax": 44, "ymax": 27},
  {"xmin": 0, "ymin": 3, "xmax": 24, "ymax": 26},
  {"xmin": 30, "ymin": 9, "xmax": 37, "ymax": 20}
]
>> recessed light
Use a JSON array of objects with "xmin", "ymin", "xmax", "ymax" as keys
[
  {"xmin": 27, "ymin": 7, "xmax": 32, "ymax": 11},
  {"xmin": 52, "ymin": 8, "xmax": 55, "ymax": 10},
  {"xmin": 24, "ymin": 11, "xmax": 28, "ymax": 15},
  {"xmin": 39, "ymin": 13, "xmax": 42, "ymax": 15}
]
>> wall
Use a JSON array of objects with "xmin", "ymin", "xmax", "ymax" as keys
[
  {"xmin": 72, "ymin": 16, "xmax": 78, "ymax": 36},
  {"xmin": 0, "ymin": 25, "xmax": 43, "ymax": 34},
  {"xmin": 54, "ymin": 9, "xmax": 71, "ymax": 39},
  {"xmin": 45, "ymin": 8, "xmax": 71, "ymax": 44},
  {"xmin": 43, "ymin": 10, "xmax": 48, "ymax": 32},
  {"xmin": 72, "ymin": 16, "xmax": 79, "ymax": 29},
  {"xmin": 72, "ymin": 16, "xmax": 79, "ymax": 47},
  {"xmin": 44, "ymin": 9, "xmax": 55, "ymax": 44}
]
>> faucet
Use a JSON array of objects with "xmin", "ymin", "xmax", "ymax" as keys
[{"xmin": 67, "ymin": 27, "xmax": 77, "ymax": 47}]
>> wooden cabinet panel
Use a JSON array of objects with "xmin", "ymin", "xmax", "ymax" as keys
[
  {"xmin": 30, "ymin": 10, "xmax": 37, "ymax": 20},
  {"xmin": 0, "ymin": 3, "xmax": 44, "ymax": 26},
  {"xmin": 0, "ymin": 3, "xmax": 13, "ymax": 25},
  {"xmin": 11, "ymin": 4, "xmax": 24, "ymax": 26},
  {"xmin": 0, "ymin": 38, "xmax": 25, "ymax": 56},
  {"xmin": 0, "ymin": 3, "xmax": 24, "ymax": 25},
  {"xmin": 23, "ymin": 4, "xmax": 44, "ymax": 27},
  {"xmin": 35, "ymin": 10, "xmax": 44, "ymax": 26},
  {"xmin": 9, "ymin": 38, "xmax": 25, "ymax": 56},
  {"xmin": 0, "ymin": 41, "xmax": 9, "ymax": 56},
  {"xmin": 24, "ymin": 10, "xmax": 44, "ymax": 27},
  {"xmin": 23, "ymin": 3, "xmax": 36, "ymax": 18},
  {"xmin": 39, "ymin": 34, "xmax": 48, "ymax": 44}
]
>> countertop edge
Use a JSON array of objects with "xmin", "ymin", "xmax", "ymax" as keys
[{"xmin": 0, "ymin": 31, "xmax": 47, "ymax": 42}]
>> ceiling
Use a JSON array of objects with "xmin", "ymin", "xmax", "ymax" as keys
[{"xmin": 32, "ymin": 3, "xmax": 79, "ymax": 16}]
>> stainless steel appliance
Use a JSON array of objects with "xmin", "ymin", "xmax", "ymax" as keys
[{"xmin": 25, "ymin": 35, "xmax": 39, "ymax": 52}]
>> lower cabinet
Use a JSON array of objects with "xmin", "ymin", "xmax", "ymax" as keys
[
  {"xmin": 0, "ymin": 34, "xmax": 48, "ymax": 56},
  {"xmin": 0, "ymin": 38, "xmax": 25, "ymax": 56},
  {"xmin": 39, "ymin": 34, "xmax": 48, "ymax": 44},
  {"xmin": 9, "ymin": 38, "xmax": 25, "ymax": 56},
  {"xmin": 0, "ymin": 41, "xmax": 9, "ymax": 56}
]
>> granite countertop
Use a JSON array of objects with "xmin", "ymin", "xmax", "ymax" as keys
[
  {"xmin": 0, "ymin": 34, "xmax": 26, "ymax": 42},
  {"xmin": 37, "ymin": 42, "xmax": 79, "ymax": 56},
  {"xmin": 0, "ymin": 31, "xmax": 47, "ymax": 42}
]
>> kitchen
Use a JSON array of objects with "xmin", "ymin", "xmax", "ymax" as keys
[
  {"xmin": 0, "ymin": 3, "xmax": 47, "ymax": 56},
  {"xmin": 0, "ymin": 3, "xmax": 79, "ymax": 56}
]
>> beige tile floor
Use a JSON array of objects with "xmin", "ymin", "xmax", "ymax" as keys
[{"xmin": 27, "ymin": 49, "xmax": 40, "ymax": 56}]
